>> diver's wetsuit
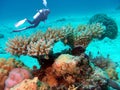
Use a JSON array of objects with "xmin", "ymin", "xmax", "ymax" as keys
[{"xmin": 13, "ymin": 9, "xmax": 50, "ymax": 32}]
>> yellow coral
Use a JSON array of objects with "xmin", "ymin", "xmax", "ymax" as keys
[{"xmin": 10, "ymin": 77, "xmax": 38, "ymax": 90}]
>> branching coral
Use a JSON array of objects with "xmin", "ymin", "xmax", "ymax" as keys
[
  {"xmin": 6, "ymin": 36, "xmax": 29, "ymax": 56},
  {"xmin": 5, "ymin": 23, "xmax": 111, "ymax": 89},
  {"xmin": 74, "ymin": 23, "xmax": 105, "ymax": 47},
  {"xmin": 6, "ymin": 23, "xmax": 105, "ymax": 65},
  {"xmin": 5, "ymin": 20, "xmax": 120, "ymax": 90}
]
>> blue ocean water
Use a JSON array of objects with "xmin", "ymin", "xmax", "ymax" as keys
[
  {"xmin": 1, "ymin": 0, "xmax": 120, "ymax": 22},
  {"xmin": 0, "ymin": 1, "xmax": 120, "ymax": 89},
  {"xmin": 0, "ymin": 0, "xmax": 119, "ymax": 60}
]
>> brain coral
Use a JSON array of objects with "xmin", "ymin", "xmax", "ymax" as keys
[
  {"xmin": 5, "ymin": 68, "xmax": 32, "ymax": 90},
  {"xmin": 0, "ymin": 58, "xmax": 29, "ymax": 90},
  {"xmin": 89, "ymin": 13, "xmax": 118, "ymax": 39}
]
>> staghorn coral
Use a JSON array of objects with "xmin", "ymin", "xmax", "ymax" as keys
[
  {"xmin": 6, "ymin": 36, "xmax": 29, "ymax": 56},
  {"xmin": 6, "ymin": 27, "xmax": 70, "ymax": 60}
]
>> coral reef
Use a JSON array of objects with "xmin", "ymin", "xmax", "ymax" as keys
[
  {"xmin": 6, "ymin": 23, "xmax": 105, "ymax": 65},
  {"xmin": 90, "ymin": 55, "xmax": 112, "ymax": 69},
  {"xmin": 10, "ymin": 77, "xmax": 38, "ymax": 90},
  {"xmin": 0, "ymin": 58, "xmax": 29, "ymax": 90},
  {"xmin": 90, "ymin": 54, "xmax": 119, "ymax": 80},
  {"xmin": 32, "ymin": 54, "xmax": 108, "ymax": 89},
  {"xmin": 106, "ymin": 67, "xmax": 118, "ymax": 80},
  {"xmin": 5, "ymin": 23, "xmax": 120, "ymax": 89},
  {"xmin": 89, "ymin": 13, "xmax": 118, "ymax": 39},
  {"xmin": 6, "ymin": 36, "xmax": 29, "ymax": 56},
  {"xmin": 5, "ymin": 68, "xmax": 32, "ymax": 90}
]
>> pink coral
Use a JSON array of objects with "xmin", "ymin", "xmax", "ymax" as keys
[
  {"xmin": 5, "ymin": 68, "xmax": 32, "ymax": 90},
  {"xmin": 10, "ymin": 77, "xmax": 38, "ymax": 90}
]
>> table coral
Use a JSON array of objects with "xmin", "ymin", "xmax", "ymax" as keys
[{"xmin": 6, "ymin": 23, "xmax": 105, "ymax": 66}]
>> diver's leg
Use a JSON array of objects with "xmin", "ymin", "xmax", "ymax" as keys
[
  {"xmin": 24, "ymin": 23, "xmax": 38, "ymax": 29},
  {"xmin": 12, "ymin": 23, "xmax": 39, "ymax": 32},
  {"xmin": 26, "ymin": 19, "xmax": 34, "ymax": 24}
]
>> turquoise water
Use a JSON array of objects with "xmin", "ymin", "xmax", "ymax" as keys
[
  {"xmin": 1, "ymin": 0, "xmax": 119, "ymax": 21},
  {"xmin": 1, "ymin": 1, "xmax": 120, "ymax": 89},
  {"xmin": 0, "ymin": 0, "xmax": 120, "ymax": 63},
  {"xmin": 0, "ymin": 0, "xmax": 119, "ymax": 34}
]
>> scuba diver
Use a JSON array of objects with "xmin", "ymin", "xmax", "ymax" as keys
[{"xmin": 13, "ymin": 8, "xmax": 50, "ymax": 32}]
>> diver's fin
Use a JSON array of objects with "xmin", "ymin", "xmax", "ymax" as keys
[
  {"xmin": 15, "ymin": 18, "xmax": 27, "ymax": 27},
  {"xmin": 12, "ymin": 27, "xmax": 27, "ymax": 32}
]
